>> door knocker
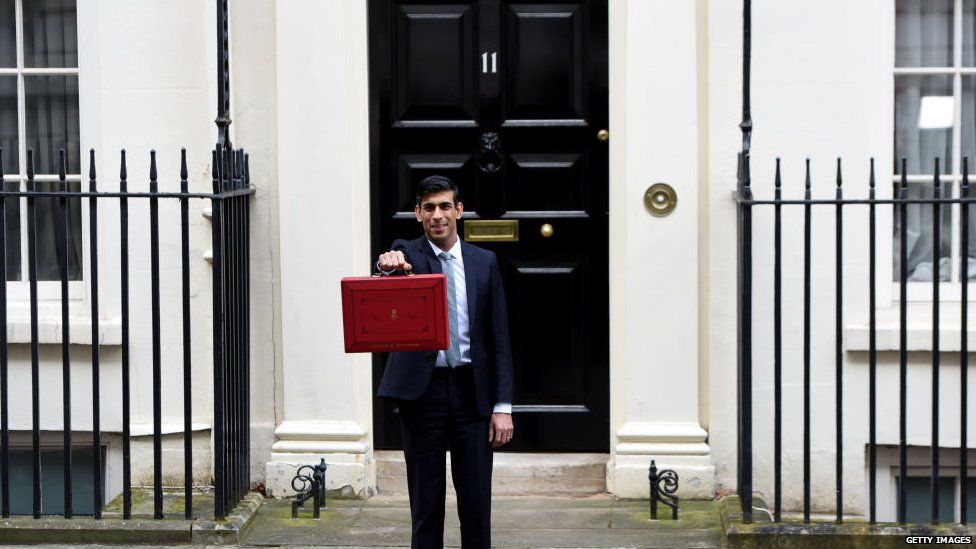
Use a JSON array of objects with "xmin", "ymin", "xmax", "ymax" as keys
[{"xmin": 477, "ymin": 132, "xmax": 503, "ymax": 174}]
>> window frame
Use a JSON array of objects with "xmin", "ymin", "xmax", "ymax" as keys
[
  {"xmin": 894, "ymin": 470, "xmax": 974, "ymax": 523},
  {"xmin": 893, "ymin": 0, "xmax": 975, "ymax": 301},
  {"xmin": 0, "ymin": 0, "xmax": 83, "ymax": 301},
  {"xmin": 875, "ymin": 446, "xmax": 976, "ymax": 522}
]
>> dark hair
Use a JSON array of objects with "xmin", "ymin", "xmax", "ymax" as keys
[{"xmin": 415, "ymin": 175, "xmax": 460, "ymax": 205}]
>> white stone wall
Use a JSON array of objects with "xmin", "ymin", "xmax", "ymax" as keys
[
  {"xmin": 228, "ymin": 0, "xmax": 281, "ymax": 490},
  {"xmin": 605, "ymin": 0, "xmax": 714, "ymax": 499},
  {"xmin": 265, "ymin": 0, "xmax": 375, "ymax": 498},
  {"xmin": 706, "ymin": 0, "xmax": 976, "ymax": 519}
]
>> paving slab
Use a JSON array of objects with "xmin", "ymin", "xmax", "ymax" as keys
[
  {"xmin": 611, "ymin": 500, "xmax": 722, "ymax": 530},
  {"xmin": 244, "ymin": 495, "xmax": 724, "ymax": 548}
]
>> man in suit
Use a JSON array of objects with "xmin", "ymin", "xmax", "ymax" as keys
[{"xmin": 376, "ymin": 175, "xmax": 514, "ymax": 549}]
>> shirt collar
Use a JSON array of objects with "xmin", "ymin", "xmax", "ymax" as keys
[{"xmin": 428, "ymin": 237, "xmax": 462, "ymax": 261}]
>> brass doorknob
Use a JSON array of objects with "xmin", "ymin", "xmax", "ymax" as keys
[
  {"xmin": 597, "ymin": 129, "xmax": 609, "ymax": 142},
  {"xmin": 540, "ymin": 223, "xmax": 554, "ymax": 238}
]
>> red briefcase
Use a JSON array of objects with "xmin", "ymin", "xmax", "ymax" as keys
[{"xmin": 340, "ymin": 273, "xmax": 450, "ymax": 353}]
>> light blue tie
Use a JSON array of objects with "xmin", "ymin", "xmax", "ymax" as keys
[{"xmin": 439, "ymin": 252, "xmax": 461, "ymax": 367}]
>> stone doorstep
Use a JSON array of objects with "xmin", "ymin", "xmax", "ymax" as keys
[
  {"xmin": 0, "ymin": 492, "xmax": 264, "ymax": 546},
  {"xmin": 375, "ymin": 451, "xmax": 609, "ymax": 496}
]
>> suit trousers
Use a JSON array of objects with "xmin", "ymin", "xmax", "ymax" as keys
[{"xmin": 398, "ymin": 365, "xmax": 492, "ymax": 549}]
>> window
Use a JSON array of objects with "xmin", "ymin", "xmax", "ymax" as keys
[
  {"xmin": 900, "ymin": 475, "xmax": 976, "ymax": 523},
  {"xmin": 904, "ymin": 476, "xmax": 956, "ymax": 523},
  {"xmin": 968, "ymin": 478, "xmax": 976, "ymax": 522},
  {"xmin": 2, "ymin": 447, "xmax": 103, "ymax": 515},
  {"xmin": 0, "ymin": 0, "xmax": 81, "ymax": 283},
  {"xmin": 893, "ymin": 0, "xmax": 976, "ymax": 284}
]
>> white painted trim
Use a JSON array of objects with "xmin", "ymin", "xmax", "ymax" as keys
[
  {"xmin": 273, "ymin": 420, "xmax": 368, "ymax": 441},
  {"xmin": 271, "ymin": 420, "xmax": 369, "ymax": 454},
  {"xmin": 615, "ymin": 422, "xmax": 710, "ymax": 456}
]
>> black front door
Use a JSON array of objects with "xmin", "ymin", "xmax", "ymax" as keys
[{"xmin": 369, "ymin": 0, "xmax": 608, "ymax": 451}]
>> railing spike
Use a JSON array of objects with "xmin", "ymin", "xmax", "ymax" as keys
[
  {"xmin": 934, "ymin": 157, "xmax": 941, "ymax": 190},
  {"xmin": 774, "ymin": 158, "xmax": 781, "ymax": 198},
  {"xmin": 89, "ymin": 149, "xmax": 96, "ymax": 183},
  {"xmin": 869, "ymin": 158, "xmax": 875, "ymax": 190},
  {"xmin": 149, "ymin": 150, "xmax": 157, "ymax": 183},
  {"xmin": 59, "ymin": 149, "xmax": 67, "ymax": 184},
  {"xmin": 244, "ymin": 153, "xmax": 250, "ymax": 186},
  {"xmin": 804, "ymin": 158, "xmax": 811, "ymax": 198},
  {"xmin": 960, "ymin": 156, "xmax": 969, "ymax": 191},
  {"xmin": 836, "ymin": 158, "xmax": 842, "ymax": 199},
  {"xmin": 27, "ymin": 149, "xmax": 34, "ymax": 181},
  {"xmin": 180, "ymin": 148, "xmax": 188, "ymax": 182},
  {"xmin": 120, "ymin": 149, "xmax": 127, "ymax": 181}
]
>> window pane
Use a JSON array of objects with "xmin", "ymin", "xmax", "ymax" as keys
[
  {"xmin": 897, "ymin": 0, "xmax": 954, "ymax": 67},
  {"xmin": 34, "ymin": 180, "xmax": 81, "ymax": 281},
  {"xmin": 40, "ymin": 448, "xmax": 98, "ymax": 515},
  {"xmin": 0, "ymin": 76, "xmax": 17, "ymax": 175},
  {"xmin": 966, "ymin": 0, "xmax": 976, "ymax": 65},
  {"xmin": 963, "ymin": 77, "xmax": 976, "ymax": 170},
  {"xmin": 0, "ymin": 449, "xmax": 103, "ymax": 515},
  {"xmin": 893, "ymin": 182, "xmax": 952, "ymax": 282},
  {"xmin": 6, "ymin": 449, "xmax": 32, "ymax": 515},
  {"xmin": 4, "ymin": 179, "xmax": 20, "ymax": 281},
  {"xmin": 896, "ymin": 75, "xmax": 953, "ymax": 175},
  {"xmin": 0, "ymin": 0, "xmax": 15, "ymax": 67},
  {"xmin": 24, "ymin": 75, "xmax": 79, "ymax": 175},
  {"xmin": 904, "ymin": 476, "xmax": 955, "ymax": 523},
  {"xmin": 23, "ymin": 0, "xmax": 77, "ymax": 68}
]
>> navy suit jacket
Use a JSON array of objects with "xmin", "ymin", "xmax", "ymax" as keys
[{"xmin": 376, "ymin": 236, "xmax": 514, "ymax": 417}]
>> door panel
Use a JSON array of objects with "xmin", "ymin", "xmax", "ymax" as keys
[
  {"xmin": 370, "ymin": 0, "xmax": 608, "ymax": 452},
  {"xmin": 394, "ymin": 4, "xmax": 479, "ymax": 125},
  {"xmin": 504, "ymin": 152, "xmax": 587, "ymax": 214},
  {"xmin": 394, "ymin": 153, "xmax": 477, "ymax": 215},
  {"xmin": 502, "ymin": 3, "xmax": 586, "ymax": 124},
  {"xmin": 508, "ymin": 259, "xmax": 586, "ymax": 403}
]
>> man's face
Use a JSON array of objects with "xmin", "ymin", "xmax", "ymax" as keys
[{"xmin": 416, "ymin": 189, "xmax": 463, "ymax": 247}]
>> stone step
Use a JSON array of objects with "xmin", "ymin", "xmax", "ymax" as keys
[{"xmin": 375, "ymin": 451, "xmax": 608, "ymax": 496}]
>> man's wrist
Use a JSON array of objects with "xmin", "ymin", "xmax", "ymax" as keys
[{"xmin": 492, "ymin": 402, "xmax": 512, "ymax": 414}]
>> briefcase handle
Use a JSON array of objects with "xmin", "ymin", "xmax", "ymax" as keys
[{"xmin": 372, "ymin": 269, "xmax": 416, "ymax": 278}]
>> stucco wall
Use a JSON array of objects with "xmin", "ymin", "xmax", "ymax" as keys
[{"xmin": 707, "ymin": 0, "xmax": 976, "ymax": 518}]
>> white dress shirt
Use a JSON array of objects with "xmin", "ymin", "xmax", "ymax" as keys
[{"xmin": 428, "ymin": 239, "xmax": 511, "ymax": 415}]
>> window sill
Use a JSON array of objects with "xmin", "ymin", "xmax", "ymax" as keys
[
  {"xmin": 3, "ymin": 316, "xmax": 122, "ymax": 346},
  {"xmin": 845, "ymin": 323, "xmax": 976, "ymax": 352},
  {"xmin": 845, "ymin": 304, "xmax": 976, "ymax": 351}
]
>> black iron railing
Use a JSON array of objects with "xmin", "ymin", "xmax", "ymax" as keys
[
  {"xmin": 0, "ymin": 144, "xmax": 252, "ymax": 521},
  {"xmin": 736, "ymin": 155, "xmax": 972, "ymax": 526}
]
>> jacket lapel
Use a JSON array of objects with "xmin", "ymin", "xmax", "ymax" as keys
[
  {"xmin": 416, "ymin": 236, "xmax": 441, "ymax": 275},
  {"xmin": 460, "ymin": 240, "xmax": 477, "ymax": 325}
]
